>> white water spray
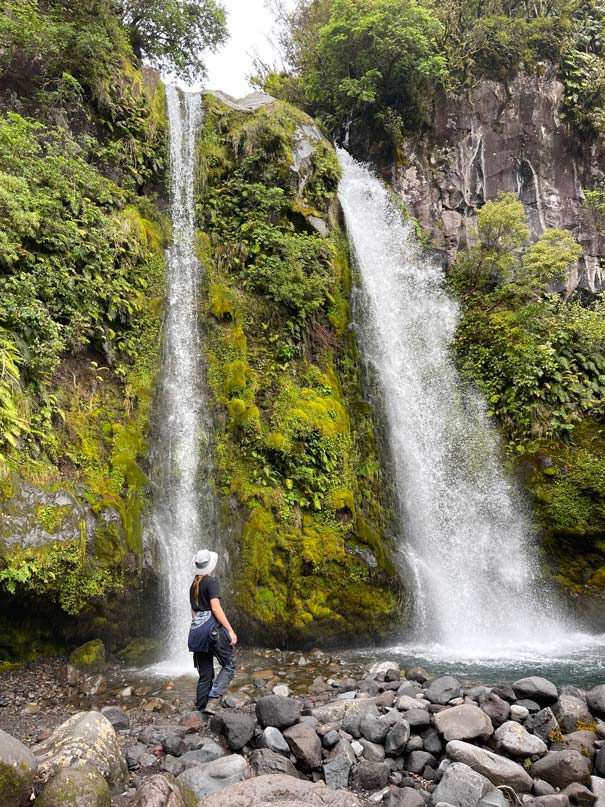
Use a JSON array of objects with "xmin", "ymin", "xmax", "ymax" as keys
[
  {"xmin": 338, "ymin": 151, "xmax": 575, "ymax": 657},
  {"xmin": 148, "ymin": 87, "xmax": 214, "ymax": 673}
]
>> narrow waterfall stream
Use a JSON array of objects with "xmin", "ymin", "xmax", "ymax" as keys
[
  {"xmin": 147, "ymin": 87, "xmax": 215, "ymax": 673},
  {"xmin": 338, "ymin": 150, "xmax": 578, "ymax": 658}
]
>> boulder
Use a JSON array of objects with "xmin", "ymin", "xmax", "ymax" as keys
[
  {"xmin": 479, "ymin": 789, "xmax": 508, "ymax": 807},
  {"xmin": 257, "ymin": 727, "xmax": 290, "ymax": 757},
  {"xmin": 406, "ymin": 709, "xmax": 431, "ymax": 728},
  {"xmin": 422, "ymin": 727, "xmax": 443, "ymax": 755},
  {"xmin": 587, "ymin": 687, "xmax": 605, "ymax": 720},
  {"xmin": 351, "ymin": 760, "xmax": 390, "ymax": 792},
  {"xmin": 523, "ymin": 798, "xmax": 570, "ymax": 807},
  {"xmin": 595, "ymin": 747, "xmax": 605, "ymax": 777},
  {"xmin": 36, "ymin": 766, "xmax": 111, "ymax": 807},
  {"xmin": 526, "ymin": 708, "xmax": 560, "ymax": 743},
  {"xmin": 432, "ymin": 762, "xmax": 491, "ymax": 807},
  {"xmin": 554, "ymin": 697, "xmax": 594, "ymax": 735},
  {"xmin": 127, "ymin": 774, "xmax": 184, "ymax": 806},
  {"xmin": 406, "ymin": 668, "xmax": 432, "ymax": 684},
  {"xmin": 217, "ymin": 713, "xmax": 256, "ymax": 752},
  {"xmin": 406, "ymin": 750, "xmax": 436, "ymax": 773},
  {"xmin": 69, "ymin": 640, "xmax": 107, "ymax": 674},
  {"xmin": 511, "ymin": 705, "xmax": 530, "ymax": 722},
  {"xmin": 563, "ymin": 782, "xmax": 597, "ymax": 805},
  {"xmin": 494, "ymin": 721, "xmax": 548, "ymax": 757},
  {"xmin": 200, "ymin": 773, "xmax": 363, "ymax": 806},
  {"xmin": 32, "ymin": 711, "xmax": 128, "ymax": 794},
  {"xmin": 323, "ymin": 753, "xmax": 353, "ymax": 790},
  {"xmin": 312, "ymin": 698, "xmax": 381, "ymax": 729},
  {"xmin": 478, "ymin": 693, "xmax": 511, "ymax": 728},
  {"xmin": 359, "ymin": 738, "xmax": 385, "ymax": 761},
  {"xmin": 100, "ymin": 706, "xmax": 130, "ymax": 732},
  {"xmin": 163, "ymin": 734, "xmax": 188, "ymax": 758},
  {"xmin": 425, "ymin": 676, "xmax": 462, "ymax": 705},
  {"xmin": 389, "ymin": 787, "xmax": 425, "ymax": 807},
  {"xmin": 0, "ymin": 727, "xmax": 38, "ymax": 807},
  {"xmin": 369, "ymin": 661, "xmax": 400, "ymax": 677},
  {"xmin": 360, "ymin": 716, "xmax": 389, "ymax": 744},
  {"xmin": 531, "ymin": 751, "xmax": 592, "ymax": 789},
  {"xmin": 446, "ymin": 740, "xmax": 533, "ymax": 792},
  {"xmin": 180, "ymin": 740, "xmax": 225, "ymax": 766},
  {"xmin": 591, "ymin": 776, "xmax": 605, "ymax": 807},
  {"xmin": 434, "ymin": 705, "xmax": 494, "ymax": 742},
  {"xmin": 176, "ymin": 754, "xmax": 248, "ymax": 802},
  {"xmin": 256, "ymin": 697, "xmax": 301, "ymax": 732},
  {"xmin": 385, "ymin": 720, "xmax": 411, "ymax": 756},
  {"xmin": 512, "ymin": 678, "xmax": 558, "ymax": 707},
  {"xmin": 551, "ymin": 731, "xmax": 597, "ymax": 757},
  {"xmin": 249, "ymin": 749, "xmax": 299, "ymax": 778},
  {"xmin": 283, "ymin": 723, "xmax": 322, "ymax": 769}
]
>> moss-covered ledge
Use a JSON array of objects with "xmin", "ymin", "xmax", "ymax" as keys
[{"xmin": 197, "ymin": 93, "xmax": 404, "ymax": 646}]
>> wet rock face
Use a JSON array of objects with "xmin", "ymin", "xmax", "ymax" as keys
[{"xmin": 394, "ymin": 71, "xmax": 605, "ymax": 293}]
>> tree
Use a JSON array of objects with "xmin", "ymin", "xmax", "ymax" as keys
[{"xmin": 119, "ymin": 0, "xmax": 228, "ymax": 82}]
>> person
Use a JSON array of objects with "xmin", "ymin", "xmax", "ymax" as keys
[{"xmin": 190, "ymin": 549, "xmax": 237, "ymax": 714}]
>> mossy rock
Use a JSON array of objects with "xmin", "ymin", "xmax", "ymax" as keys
[
  {"xmin": 69, "ymin": 639, "xmax": 106, "ymax": 673},
  {"xmin": 36, "ymin": 765, "xmax": 110, "ymax": 807},
  {"xmin": 0, "ymin": 728, "xmax": 38, "ymax": 807},
  {"xmin": 0, "ymin": 661, "xmax": 22, "ymax": 673},
  {"xmin": 116, "ymin": 638, "xmax": 161, "ymax": 666}
]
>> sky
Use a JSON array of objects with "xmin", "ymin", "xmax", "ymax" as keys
[{"xmin": 203, "ymin": 0, "xmax": 294, "ymax": 98}]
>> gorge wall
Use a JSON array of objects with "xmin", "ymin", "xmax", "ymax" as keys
[{"xmin": 396, "ymin": 71, "xmax": 605, "ymax": 294}]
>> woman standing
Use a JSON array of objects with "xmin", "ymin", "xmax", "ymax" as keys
[{"xmin": 189, "ymin": 549, "xmax": 237, "ymax": 713}]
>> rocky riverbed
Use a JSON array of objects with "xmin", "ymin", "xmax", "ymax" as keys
[{"xmin": 2, "ymin": 647, "xmax": 605, "ymax": 806}]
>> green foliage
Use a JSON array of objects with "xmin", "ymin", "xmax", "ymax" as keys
[
  {"xmin": 261, "ymin": 0, "xmax": 447, "ymax": 136},
  {"xmin": 0, "ymin": 330, "xmax": 28, "ymax": 467},
  {"xmin": 119, "ymin": 0, "xmax": 228, "ymax": 82}
]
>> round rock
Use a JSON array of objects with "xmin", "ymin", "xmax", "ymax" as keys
[
  {"xmin": 0, "ymin": 728, "xmax": 39, "ymax": 807},
  {"xmin": 512, "ymin": 677, "xmax": 558, "ymax": 707},
  {"xmin": 256, "ymin": 695, "xmax": 301, "ymax": 730},
  {"xmin": 434, "ymin": 704, "xmax": 494, "ymax": 742},
  {"xmin": 36, "ymin": 765, "xmax": 111, "ymax": 807},
  {"xmin": 494, "ymin": 721, "xmax": 548, "ymax": 757}
]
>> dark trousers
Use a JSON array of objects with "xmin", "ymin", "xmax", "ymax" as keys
[{"xmin": 194, "ymin": 628, "xmax": 235, "ymax": 711}]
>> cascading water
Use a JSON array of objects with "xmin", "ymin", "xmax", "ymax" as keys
[
  {"xmin": 147, "ymin": 87, "xmax": 215, "ymax": 673},
  {"xmin": 338, "ymin": 150, "xmax": 579, "ymax": 659}
]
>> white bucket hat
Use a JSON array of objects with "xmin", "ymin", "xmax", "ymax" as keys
[{"xmin": 193, "ymin": 549, "xmax": 218, "ymax": 576}]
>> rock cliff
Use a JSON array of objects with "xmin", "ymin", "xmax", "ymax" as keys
[{"xmin": 397, "ymin": 71, "xmax": 605, "ymax": 294}]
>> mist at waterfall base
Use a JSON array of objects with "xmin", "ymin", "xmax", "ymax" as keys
[
  {"xmin": 146, "ymin": 87, "xmax": 216, "ymax": 677},
  {"xmin": 338, "ymin": 149, "xmax": 605, "ymax": 678}
]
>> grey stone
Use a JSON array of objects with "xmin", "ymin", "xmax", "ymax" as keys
[
  {"xmin": 425, "ymin": 676, "xmax": 462, "ymax": 705},
  {"xmin": 33, "ymin": 711, "xmax": 127, "ymax": 794},
  {"xmin": 139, "ymin": 752, "xmax": 158, "ymax": 767},
  {"xmin": 406, "ymin": 709, "xmax": 432, "ymax": 728},
  {"xmin": 283, "ymin": 722, "xmax": 322, "ymax": 769},
  {"xmin": 385, "ymin": 721, "xmax": 411, "ymax": 756},
  {"xmin": 479, "ymin": 693, "xmax": 511, "ymax": 728},
  {"xmin": 588, "ymin": 687, "xmax": 605, "ymax": 720},
  {"xmin": 517, "ymin": 699, "xmax": 543, "ymax": 714},
  {"xmin": 217, "ymin": 713, "xmax": 255, "ymax": 752},
  {"xmin": 434, "ymin": 705, "xmax": 494, "ymax": 742},
  {"xmin": 200, "ymin": 773, "xmax": 363, "ymax": 806},
  {"xmin": 555, "ymin": 697, "xmax": 593, "ymax": 735},
  {"xmin": 406, "ymin": 736, "xmax": 424, "ymax": 752},
  {"xmin": 478, "ymin": 789, "xmax": 508, "ymax": 807},
  {"xmin": 407, "ymin": 750, "xmax": 436, "ymax": 774},
  {"xmin": 126, "ymin": 744, "xmax": 147, "ymax": 769},
  {"xmin": 446, "ymin": 740, "xmax": 533, "ymax": 792},
  {"xmin": 313, "ymin": 698, "xmax": 380, "ymax": 730},
  {"xmin": 100, "ymin": 706, "xmax": 129, "ymax": 732},
  {"xmin": 256, "ymin": 696, "xmax": 301, "ymax": 730},
  {"xmin": 176, "ymin": 754, "xmax": 248, "ymax": 801},
  {"xmin": 513, "ymin": 678, "xmax": 558, "ymax": 707},
  {"xmin": 406, "ymin": 668, "xmax": 432, "ymax": 684},
  {"xmin": 523, "ymin": 798, "xmax": 570, "ymax": 807},
  {"xmin": 432, "ymin": 762, "xmax": 491, "ymax": 807},
  {"xmin": 0, "ymin": 727, "xmax": 38, "ymax": 807},
  {"xmin": 323, "ymin": 754, "xmax": 353, "ymax": 790},
  {"xmin": 534, "ymin": 780, "xmax": 557, "ymax": 796},
  {"xmin": 161, "ymin": 755, "xmax": 185, "ymax": 777},
  {"xmin": 36, "ymin": 765, "xmax": 111, "ymax": 807},
  {"xmin": 494, "ymin": 721, "xmax": 548, "ymax": 757},
  {"xmin": 511, "ymin": 705, "xmax": 530, "ymax": 722},
  {"xmin": 359, "ymin": 738, "xmax": 386, "ymax": 761},
  {"xmin": 127, "ymin": 773, "xmax": 185, "ymax": 807},
  {"xmin": 369, "ymin": 661, "xmax": 401, "ymax": 677},
  {"xmin": 398, "ymin": 696, "xmax": 428, "ymax": 711},
  {"xmin": 249, "ymin": 749, "xmax": 299, "ymax": 778},
  {"xmin": 398, "ymin": 681, "xmax": 423, "ymax": 698},
  {"xmin": 180, "ymin": 741, "xmax": 226, "ymax": 767},
  {"xmin": 360, "ymin": 716, "xmax": 390, "ymax": 744},
  {"xmin": 531, "ymin": 751, "xmax": 593, "ymax": 789},
  {"xmin": 526, "ymin": 708, "xmax": 560, "ymax": 743},
  {"xmin": 387, "ymin": 787, "xmax": 425, "ymax": 807},
  {"xmin": 422, "ymin": 728, "xmax": 443, "ymax": 756},
  {"xmin": 322, "ymin": 730, "xmax": 340, "ymax": 749},
  {"xmin": 563, "ymin": 782, "xmax": 597, "ymax": 805},
  {"xmin": 351, "ymin": 760, "xmax": 390, "ymax": 792},
  {"xmin": 590, "ymin": 776, "xmax": 605, "ymax": 807},
  {"xmin": 491, "ymin": 684, "xmax": 517, "ymax": 703},
  {"xmin": 258, "ymin": 726, "xmax": 291, "ymax": 756},
  {"xmin": 551, "ymin": 731, "xmax": 597, "ymax": 757},
  {"xmin": 595, "ymin": 748, "xmax": 605, "ymax": 777},
  {"xmin": 162, "ymin": 733, "xmax": 187, "ymax": 757}
]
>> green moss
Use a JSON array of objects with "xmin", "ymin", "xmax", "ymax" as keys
[
  {"xmin": 117, "ymin": 638, "xmax": 161, "ymax": 665},
  {"xmin": 0, "ymin": 660, "xmax": 22, "ymax": 673},
  {"xmin": 35, "ymin": 504, "xmax": 73, "ymax": 535},
  {"xmin": 69, "ymin": 639, "xmax": 106, "ymax": 673}
]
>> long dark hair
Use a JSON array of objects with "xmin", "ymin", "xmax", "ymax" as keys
[{"xmin": 192, "ymin": 575, "xmax": 203, "ymax": 609}]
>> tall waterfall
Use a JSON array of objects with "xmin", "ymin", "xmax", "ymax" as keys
[
  {"xmin": 338, "ymin": 151, "xmax": 572, "ymax": 656},
  {"xmin": 148, "ymin": 87, "xmax": 214, "ymax": 672}
]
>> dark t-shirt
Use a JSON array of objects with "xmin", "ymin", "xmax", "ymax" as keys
[{"xmin": 190, "ymin": 576, "xmax": 220, "ymax": 612}]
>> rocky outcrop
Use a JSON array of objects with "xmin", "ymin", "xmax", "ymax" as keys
[{"xmin": 396, "ymin": 70, "xmax": 605, "ymax": 293}]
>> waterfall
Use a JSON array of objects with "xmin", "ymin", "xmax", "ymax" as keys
[
  {"xmin": 147, "ymin": 86, "xmax": 215, "ymax": 673},
  {"xmin": 337, "ymin": 150, "xmax": 573, "ymax": 657}
]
